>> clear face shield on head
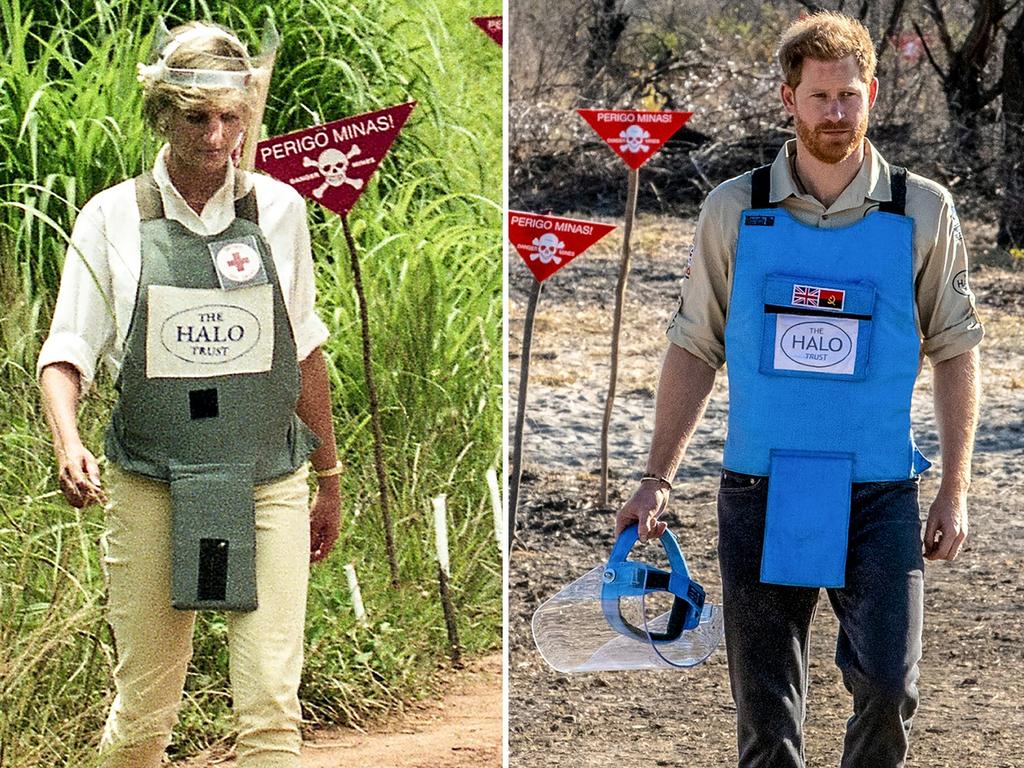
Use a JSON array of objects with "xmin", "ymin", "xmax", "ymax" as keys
[
  {"xmin": 138, "ymin": 16, "xmax": 280, "ymax": 169},
  {"xmin": 532, "ymin": 525, "xmax": 724, "ymax": 673}
]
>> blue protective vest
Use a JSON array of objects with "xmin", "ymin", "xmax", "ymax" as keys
[{"xmin": 722, "ymin": 165, "xmax": 930, "ymax": 482}]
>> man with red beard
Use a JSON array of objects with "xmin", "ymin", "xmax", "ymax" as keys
[{"xmin": 617, "ymin": 11, "xmax": 982, "ymax": 768}]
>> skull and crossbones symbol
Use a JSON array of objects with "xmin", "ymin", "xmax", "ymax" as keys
[
  {"xmin": 303, "ymin": 146, "xmax": 364, "ymax": 198},
  {"xmin": 620, "ymin": 124, "xmax": 651, "ymax": 153},
  {"xmin": 531, "ymin": 233, "xmax": 564, "ymax": 264}
]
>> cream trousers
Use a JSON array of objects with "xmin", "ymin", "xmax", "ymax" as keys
[{"xmin": 98, "ymin": 463, "xmax": 311, "ymax": 768}]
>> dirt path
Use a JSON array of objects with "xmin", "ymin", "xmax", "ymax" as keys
[
  {"xmin": 182, "ymin": 654, "xmax": 501, "ymax": 768},
  {"xmin": 508, "ymin": 214, "xmax": 1024, "ymax": 767}
]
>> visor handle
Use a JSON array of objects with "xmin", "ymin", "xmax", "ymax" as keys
[
  {"xmin": 609, "ymin": 524, "xmax": 693, "ymax": 586},
  {"xmin": 603, "ymin": 525, "xmax": 705, "ymax": 640}
]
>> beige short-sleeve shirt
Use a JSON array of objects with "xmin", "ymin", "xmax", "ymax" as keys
[{"xmin": 667, "ymin": 139, "xmax": 984, "ymax": 368}]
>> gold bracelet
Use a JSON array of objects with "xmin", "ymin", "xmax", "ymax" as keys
[{"xmin": 314, "ymin": 460, "xmax": 344, "ymax": 478}]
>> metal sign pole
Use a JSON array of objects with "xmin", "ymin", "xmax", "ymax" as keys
[
  {"xmin": 508, "ymin": 276, "xmax": 543, "ymax": 551},
  {"xmin": 600, "ymin": 166, "xmax": 640, "ymax": 507},
  {"xmin": 341, "ymin": 214, "xmax": 400, "ymax": 588}
]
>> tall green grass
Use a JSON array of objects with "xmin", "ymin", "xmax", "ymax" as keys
[{"xmin": 0, "ymin": 0, "xmax": 501, "ymax": 765}]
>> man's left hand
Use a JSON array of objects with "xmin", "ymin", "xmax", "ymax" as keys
[
  {"xmin": 309, "ymin": 480, "xmax": 341, "ymax": 563},
  {"xmin": 923, "ymin": 489, "xmax": 968, "ymax": 561}
]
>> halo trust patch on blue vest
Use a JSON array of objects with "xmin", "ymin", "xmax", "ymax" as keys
[
  {"xmin": 773, "ymin": 314, "xmax": 859, "ymax": 374},
  {"xmin": 756, "ymin": 275, "xmax": 876, "ymax": 380},
  {"xmin": 145, "ymin": 284, "xmax": 274, "ymax": 378}
]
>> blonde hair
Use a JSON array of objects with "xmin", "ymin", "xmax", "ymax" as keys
[
  {"xmin": 778, "ymin": 12, "xmax": 877, "ymax": 88},
  {"xmin": 140, "ymin": 22, "xmax": 256, "ymax": 136}
]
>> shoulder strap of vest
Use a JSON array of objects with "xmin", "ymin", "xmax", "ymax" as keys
[
  {"xmin": 135, "ymin": 172, "xmax": 164, "ymax": 221},
  {"xmin": 750, "ymin": 164, "xmax": 774, "ymax": 209},
  {"xmin": 877, "ymin": 165, "xmax": 907, "ymax": 216},
  {"xmin": 232, "ymin": 168, "xmax": 259, "ymax": 224},
  {"xmin": 234, "ymin": 189, "xmax": 259, "ymax": 224}
]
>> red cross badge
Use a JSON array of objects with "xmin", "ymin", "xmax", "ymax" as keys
[{"xmin": 215, "ymin": 242, "xmax": 261, "ymax": 283}]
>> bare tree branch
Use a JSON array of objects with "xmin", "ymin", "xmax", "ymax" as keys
[
  {"xmin": 960, "ymin": 0, "xmax": 1001, "ymax": 67},
  {"xmin": 980, "ymin": 75, "xmax": 1005, "ymax": 105},
  {"xmin": 995, "ymin": 0, "xmax": 1021, "ymax": 24},
  {"xmin": 876, "ymin": 0, "xmax": 908, "ymax": 61},
  {"xmin": 924, "ymin": 0, "xmax": 956, "ymax": 59},
  {"xmin": 913, "ymin": 19, "xmax": 949, "ymax": 80},
  {"xmin": 610, "ymin": 57, "xmax": 704, "ymax": 105},
  {"xmin": 999, "ymin": 4, "xmax": 1024, "ymax": 245},
  {"xmin": 792, "ymin": 0, "xmax": 824, "ymax": 14}
]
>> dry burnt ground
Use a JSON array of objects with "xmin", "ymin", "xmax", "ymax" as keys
[{"xmin": 508, "ymin": 214, "xmax": 1024, "ymax": 768}]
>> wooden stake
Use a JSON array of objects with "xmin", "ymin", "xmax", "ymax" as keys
[
  {"xmin": 600, "ymin": 167, "xmax": 640, "ymax": 508},
  {"xmin": 508, "ymin": 277, "xmax": 543, "ymax": 551},
  {"xmin": 341, "ymin": 214, "xmax": 400, "ymax": 587},
  {"xmin": 433, "ymin": 495, "xmax": 462, "ymax": 667},
  {"xmin": 438, "ymin": 565, "xmax": 462, "ymax": 668}
]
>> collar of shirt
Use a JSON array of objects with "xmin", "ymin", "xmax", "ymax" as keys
[
  {"xmin": 151, "ymin": 145, "xmax": 255, "ymax": 235},
  {"xmin": 768, "ymin": 138, "xmax": 893, "ymax": 214}
]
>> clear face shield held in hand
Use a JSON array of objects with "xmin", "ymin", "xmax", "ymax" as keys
[{"xmin": 532, "ymin": 525, "xmax": 724, "ymax": 673}]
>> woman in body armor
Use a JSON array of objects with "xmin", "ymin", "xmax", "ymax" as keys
[{"xmin": 38, "ymin": 20, "xmax": 341, "ymax": 768}]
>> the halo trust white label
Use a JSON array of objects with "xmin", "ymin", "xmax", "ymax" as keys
[
  {"xmin": 773, "ymin": 314, "xmax": 859, "ymax": 375},
  {"xmin": 146, "ymin": 284, "xmax": 274, "ymax": 378}
]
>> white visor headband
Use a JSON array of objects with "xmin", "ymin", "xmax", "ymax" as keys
[{"xmin": 138, "ymin": 19, "xmax": 278, "ymax": 91}]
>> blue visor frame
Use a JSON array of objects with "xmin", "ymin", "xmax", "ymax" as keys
[{"xmin": 600, "ymin": 524, "xmax": 706, "ymax": 643}]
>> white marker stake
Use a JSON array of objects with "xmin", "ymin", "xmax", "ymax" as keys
[
  {"xmin": 433, "ymin": 495, "xmax": 451, "ymax": 577},
  {"xmin": 486, "ymin": 466, "xmax": 503, "ymax": 548},
  {"xmin": 344, "ymin": 563, "xmax": 367, "ymax": 625},
  {"xmin": 432, "ymin": 494, "xmax": 462, "ymax": 667}
]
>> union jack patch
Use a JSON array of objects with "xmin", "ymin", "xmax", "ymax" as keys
[
  {"xmin": 791, "ymin": 284, "xmax": 845, "ymax": 311},
  {"xmin": 792, "ymin": 285, "xmax": 820, "ymax": 305}
]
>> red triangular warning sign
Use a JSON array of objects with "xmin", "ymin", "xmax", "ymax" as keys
[
  {"xmin": 577, "ymin": 109, "xmax": 693, "ymax": 170},
  {"xmin": 255, "ymin": 102, "xmax": 416, "ymax": 217},
  {"xmin": 509, "ymin": 210, "xmax": 616, "ymax": 283},
  {"xmin": 472, "ymin": 16, "xmax": 502, "ymax": 46}
]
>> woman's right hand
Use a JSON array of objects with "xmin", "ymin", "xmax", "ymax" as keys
[
  {"xmin": 57, "ymin": 442, "xmax": 106, "ymax": 508},
  {"xmin": 40, "ymin": 362, "xmax": 106, "ymax": 508}
]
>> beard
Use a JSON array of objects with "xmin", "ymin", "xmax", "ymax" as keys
[{"xmin": 794, "ymin": 111, "xmax": 868, "ymax": 164}]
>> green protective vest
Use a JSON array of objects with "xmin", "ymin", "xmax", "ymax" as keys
[{"xmin": 104, "ymin": 173, "xmax": 319, "ymax": 611}]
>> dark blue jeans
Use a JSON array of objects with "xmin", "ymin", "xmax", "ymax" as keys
[{"xmin": 717, "ymin": 469, "xmax": 924, "ymax": 768}]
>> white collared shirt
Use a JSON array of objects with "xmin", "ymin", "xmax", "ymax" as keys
[{"xmin": 37, "ymin": 146, "xmax": 329, "ymax": 392}]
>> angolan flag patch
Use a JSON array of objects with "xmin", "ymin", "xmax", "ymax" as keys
[{"xmin": 792, "ymin": 284, "xmax": 845, "ymax": 311}]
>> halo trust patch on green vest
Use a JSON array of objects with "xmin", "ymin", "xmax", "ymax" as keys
[{"xmin": 145, "ymin": 284, "xmax": 274, "ymax": 378}]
